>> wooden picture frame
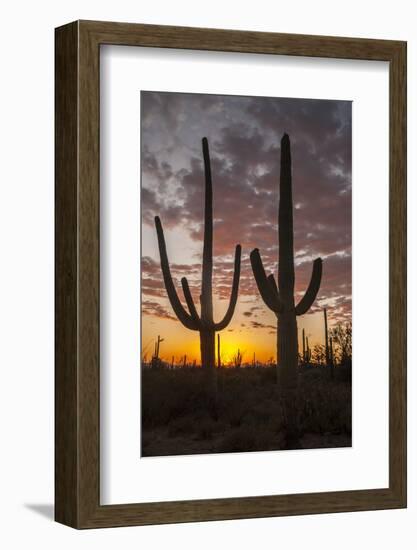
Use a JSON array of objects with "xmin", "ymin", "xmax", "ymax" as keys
[{"xmin": 55, "ymin": 20, "xmax": 406, "ymax": 528}]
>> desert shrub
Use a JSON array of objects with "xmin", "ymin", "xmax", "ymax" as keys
[
  {"xmin": 142, "ymin": 368, "xmax": 210, "ymax": 428},
  {"xmin": 292, "ymin": 377, "xmax": 352, "ymax": 436}
]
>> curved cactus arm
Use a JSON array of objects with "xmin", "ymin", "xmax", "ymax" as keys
[
  {"xmin": 267, "ymin": 273, "xmax": 279, "ymax": 295},
  {"xmin": 250, "ymin": 248, "xmax": 283, "ymax": 314},
  {"xmin": 154, "ymin": 216, "xmax": 200, "ymax": 331},
  {"xmin": 181, "ymin": 277, "xmax": 201, "ymax": 324},
  {"xmin": 213, "ymin": 244, "xmax": 242, "ymax": 331},
  {"xmin": 295, "ymin": 258, "xmax": 323, "ymax": 316}
]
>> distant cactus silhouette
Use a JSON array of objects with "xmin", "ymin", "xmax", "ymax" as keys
[
  {"xmin": 233, "ymin": 348, "xmax": 243, "ymax": 368},
  {"xmin": 329, "ymin": 336, "xmax": 334, "ymax": 365},
  {"xmin": 250, "ymin": 134, "xmax": 322, "ymax": 387},
  {"xmin": 155, "ymin": 138, "xmax": 242, "ymax": 397},
  {"xmin": 324, "ymin": 308, "xmax": 330, "ymax": 365},
  {"xmin": 306, "ymin": 336, "xmax": 311, "ymax": 363},
  {"xmin": 302, "ymin": 328, "xmax": 306, "ymax": 363},
  {"xmin": 151, "ymin": 335, "xmax": 164, "ymax": 368}
]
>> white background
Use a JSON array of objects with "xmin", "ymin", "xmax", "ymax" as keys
[
  {"xmin": 101, "ymin": 46, "xmax": 389, "ymax": 504},
  {"xmin": 0, "ymin": 0, "xmax": 415, "ymax": 548}
]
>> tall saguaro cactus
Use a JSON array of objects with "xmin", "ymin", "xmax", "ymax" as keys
[
  {"xmin": 324, "ymin": 308, "xmax": 330, "ymax": 365},
  {"xmin": 302, "ymin": 328, "xmax": 306, "ymax": 364},
  {"xmin": 155, "ymin": 137, "xmax": 242, "ymax": 390},
  {"xmin": 250, "ymin": 134, "xmax": 322, "ymax": 387}
]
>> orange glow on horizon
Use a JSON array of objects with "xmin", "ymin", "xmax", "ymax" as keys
[{"xmin": 141, "ymin": 308, "xmax": 345, "ymax": 366}]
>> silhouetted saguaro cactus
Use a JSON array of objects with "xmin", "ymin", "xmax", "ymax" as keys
[
  {"xmin": 324, "ymin": 308, "xmax": 330, "ymax": 365},
  {"xmin": 151, "ymin": 335, "xmax": 164, "ymax": 368},
  {"xmin": 302, "ymin": 328, "xmax": 306, "ymax": 364},
  {"xmin": 329, "ymin": 335, "xmax": 335, "ymax": 379},
  {"xmin": 233, "ymin": 349, "xmax": 243, "ymax": 368},
  {"xmin": 306, "ymin": 336, "xmax": 311, "ymax": 363},
  {"xmin": 329, "ymin": 336, "xmax": 334, "ymax": 365},
  {"xmin": 250, "ymin": 134, "xmax": 322, "ymax": 387},
  {"xmin": 155, "ymin": 138, "xmax": 242, "ymax": 399}
]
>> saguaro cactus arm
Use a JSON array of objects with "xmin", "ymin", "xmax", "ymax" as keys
[
  {"xmin": 181, "ymin": 277, "xmax": 201, "ymax": 324},
  {"xmin": 295, "ymin": 258, "xmax": 323, "ymax": 315},
  {"xmin": 154, "ymin": 216, "xmax": 200, "ymax": 331},
  {"xmin": 213, "ymin": 244, "xmax": 242, "ymax": 331},
  {"xmin": 250, "ymin": 248, "xmax": 283, "ymax": 314},
  {"xmin": 267, "ymin": 273, "xmax": 279, "ymax": 295}
]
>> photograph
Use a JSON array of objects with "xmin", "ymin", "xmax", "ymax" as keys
[{"xmin": 141, "ymin": 91, "xmax": 352, "ymax": 457}]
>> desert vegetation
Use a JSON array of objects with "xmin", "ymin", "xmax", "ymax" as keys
[{"xmin": 141, "ymin": 357, "xmax": 351, "ymax": 457}]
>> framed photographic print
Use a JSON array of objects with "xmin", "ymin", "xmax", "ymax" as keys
[{"xmin": 55, "ymin": 20, "xmax": 406, "ymax": 528}]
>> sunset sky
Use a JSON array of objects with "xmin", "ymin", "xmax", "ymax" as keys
[{"xmin": 141, "ymin": 91, "xmax": 352, "ymax": 365}]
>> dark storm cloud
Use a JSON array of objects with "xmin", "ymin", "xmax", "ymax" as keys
[{"xmin": 141, "ymin": 92, "xmax": 351, "ymax": 321}]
